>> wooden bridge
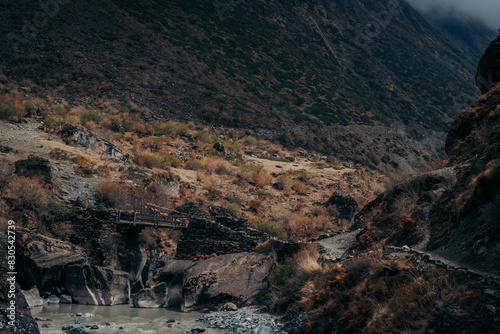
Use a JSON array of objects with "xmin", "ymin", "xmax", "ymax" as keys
[{"xmin": 116, "ymin": 211, "xmax": 193, "ymax": 232}]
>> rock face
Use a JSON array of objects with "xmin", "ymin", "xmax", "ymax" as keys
[
  {"xmin": 133, "ymin": 283, "xmax": 169, "ymax": 308},
  {"xmin": 175, "ymin": 204, "xmax": 269, "ymax": 257},
  {"xmin": 475, "ymin": 31, "xmax": 500, "ymax": 94},
  {"xmin": 355, "ymin": 43, "xmax": 500, "ymax": 275},
  {"xmin": 0, "ymin": 234, "xmax": 40, "ymax": 334},
  {"xmin": 177, "ymin": 217, "xmax": 268, "ymax": 257},
  {"xmin": 60, "ymin": 124, "xmax": 129, "ymax": 162},
  {"xmin": 326, "ymin": 192, "xmax": 359, "ymax": 221},
  {"xmin": 65, "ymin": 264, "xmax": 130, "ymax": 305},
  {"xmin": 182, "ymin": 252, "xmax": 275, "ymax": 311},
  {"xmin": 16, "ymin": 229, "xmax": 86, "ymax": 296}
]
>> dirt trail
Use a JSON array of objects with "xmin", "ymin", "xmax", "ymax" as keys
[{"xmin": 317, "ymin": 229, "xmax": 361, "ymax": 260}]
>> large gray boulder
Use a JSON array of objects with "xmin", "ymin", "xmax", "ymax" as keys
[
  {"xmin": 182, "ymin": 252, "xmax": 275, "ymax": 311},
  {"xmin": 16, "ymin": 230, "xmax": 86, "ymax": 296},
  {"xmin": 20, "ymin": 286, "xmax": 43, "ymax": 308},
  {"xmin": 60, "ymin": 124, "xmax": 129, "ymax": 162},
  {"xmin": 133, "ymin": 283, "xmax": 169, "ymax": 308},
  {"xmin": 65, "ymin": 264, "xmax": 130, "ymax": 305}
]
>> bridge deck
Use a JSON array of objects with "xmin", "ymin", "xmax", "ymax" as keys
[{"xmin": 116, "ymin": 211, "xmax": 191, "ymax": 230}]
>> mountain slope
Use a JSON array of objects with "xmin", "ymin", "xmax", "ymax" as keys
[
  {"xmin": 353, "ymin": 33, "xmax": 500, "ymax": 275},
  {"xmin": 0, "ymin": 0, "xmax": 482, "ymax": 170}
]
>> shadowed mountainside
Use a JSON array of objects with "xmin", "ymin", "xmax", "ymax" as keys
[
  {"xmin": 353, "ymin": 33, "xmax": 500, "ymax": 275},
  {"xmin": 0, "ymin": 0, "xmax": 485, "ymax": 171}
]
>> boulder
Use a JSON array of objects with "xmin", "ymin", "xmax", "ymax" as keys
[
  {"xmin": 60, "ymin": 294, "xmax": 72, "ymax": 304},
  {"xmin": 133, "ymin": 282, "xmax": 169, "ymax": 308},
  {"xmin": 21, "ymin": 286, "xmax": 43, "ymax": 308},
  {"xmin": 45, "ymin": 295, "xmax": 60, "ymax": 304},
  {"xmin": 326, "ymin": 192, "xmax": 359, "ymax": 221},
  {"xmin": 68, "ymin": 328, "xmax": 93, "ymax": 334},
  {"xmin": 16, "ymin": 230, "xmax": 86, "ymax": 296},
  {"xmin": 65, "ymin": 264, "xmax": 130, "ymax": 305},
  {"xmin": 155, "ymin": 258, "xmax": 195, "ymax": 284},
  {"xmin": 213, "ymin": 141, "xmax": 227, "ymax": 154},
  {"xmin": 220, "ymin": 302, "xmax": 238, "ymax": 311},
  {"xmin": 254, "ymin": 327, "xmax": 274, "ymax": 334},
  {"xmin": 60, "ymin": 124, "xmax": 129, "ymax": 162},
  {"xmin": 182, "ymin": 252, "xmax": 276, "ymax": 311}
]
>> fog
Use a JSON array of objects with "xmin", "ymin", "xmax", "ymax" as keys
[{"xmin": 406, "ymin": 0, "xmax": 500, "ymax": 30}]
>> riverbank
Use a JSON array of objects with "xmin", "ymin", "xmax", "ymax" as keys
[{"xmin": 199, "ymin": 309, "xmax": 286, "ymax": 334}]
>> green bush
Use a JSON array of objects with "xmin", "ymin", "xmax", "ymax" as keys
[
  {"xmin": 0, "ymin": 104, "xmax": 15, "ymax": 120},
  {"xmin": 133, "ymin": 154, "xmax": 163, "ymax": 169},
  {"xmin": 48, "ymin": 199, "xmax": 77, "ymax": 220},
  {"xmin": 161, "ymin": 154, "xmax": 182, "ymax": 168},
  {"xmin": 226, "ymin": 202, "xmax": 240, "ymax": 217},
  {"xmin": 258, "ymin": 155, "xmax": 294, "ymax": 163},
  {"xmin": 80, "ymin": 109, "xmax": 102, "ymax": 125},
  {"xmin": 255, "ymin": 219, "xmax": 287, "ymax": 239},
  {"xmin": 195, "ymin": 130, "xmax": 219, "ymax": 143},
  {"xmin": 24, "ymin": 102, "xmax": 37, "ymax": 115}
]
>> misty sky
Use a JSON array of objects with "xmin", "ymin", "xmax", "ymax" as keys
[{"xmin": 406, "ymin": 0, "xmax": 500, "ymax": 31}]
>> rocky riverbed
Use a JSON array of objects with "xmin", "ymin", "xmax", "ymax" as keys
[{"xmin": 199, "ymin": 309, "xmax": 286, "ymax": 334}]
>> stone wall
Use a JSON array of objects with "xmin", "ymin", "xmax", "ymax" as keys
[{"xmin": 176, "ymin": 217, "xmax": 268, "ymax": 257}]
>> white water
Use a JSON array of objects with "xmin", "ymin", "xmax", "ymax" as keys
[{"xmin": 31, "ymin": 304, "xmax": 228, "ymax": 333}]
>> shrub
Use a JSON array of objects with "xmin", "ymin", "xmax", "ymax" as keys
[
  {"xmin": 95, "ymin": 182, "xmax": 128, "ymax": 207},
  {"xmin": 9, "ymin": 177, "xmax": 49, "ymax": 213},
  {"xmin": 292, "ymin": 180, "xmax": 307, "ymax": 194},
  {"xmin": 123, "ymin": 120, "xmax": 147, "ymax": 135},
  {"xmin": 195, "ymin": 130, "xmax": 219, "ymax": 143},
  {"xmin": 255, "ymin": 218, "xmax": 287, "ymax": 239},
  {"xmin": 48, "ymin": 199, "xmax": 76, "ymax": 220},
  {"xmin": 161, "ymin": 154, "xmax": 182, "ymax": 168},
  {"xmin": 293, "ymin": 245, "xmax": 322, "ymax": 276},
  {"xmin": 215, "ymin": 163, "xmax": 232, "ymax": 175},
  {"xmin": 274, "ymin": 175, "xmax": 292, "ymax": 190},
  {"xmin": 185, "ymin": 160, "xmax": 203, "ymax": 171},
  {"xmin": 24, "ymin": 102, "xmax": 37, "ymax": 115},
  {"xmin": 0, "ymin": 104, "xmax": 15, "ymax": 120},
  {"xmin": 239, "ymin": 166, "xmax": 272, "ymax": 187},
  {"xmin": 242, "ymin": 136, "xmax": 259, "ymax": 146},
  {"xmin": 258, "ymin": 155, "xmax": 295, "ymax": 163},
  {"xmin": 133, "ymin": 153, "xmax": 163, "ymax": 169},
  {"xmin": 80, "ymin": 109, "xmax": 102, "ymax": 125},
  {"xmin": 226, "ymin": 202, "xmax": 240, "ymax": 217},
  {"xmin": 70, "ymin": 155, "xmax": 92, "ymax": 166},
  {"xmin": 248, "ymin": 199, "xmax": 262, "ymax": 212}
]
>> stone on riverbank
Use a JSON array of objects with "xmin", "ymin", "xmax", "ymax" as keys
[{"xmin": 182, "ymin": 252, "xmax": 275, "ymax": 311}]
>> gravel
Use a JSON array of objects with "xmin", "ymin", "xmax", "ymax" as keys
[{"xmin": 198, "ymin": 309, "xmax": 286, "ymax": 334}]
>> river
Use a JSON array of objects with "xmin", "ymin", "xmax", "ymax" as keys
[{"xmin": 31, "ymin": 304, "xmax": 228, "ymax": 333}]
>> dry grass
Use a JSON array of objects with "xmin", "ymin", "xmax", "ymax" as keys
[
  {"xmin": 293, "ymin": 244, "xmax": 322, "ymax": 275},
  {"xmin": 392, "ymin": 190, "xmax": 418, "ymax": 220},
  {"xmin": 7, "ymin": 176, "xmax": 50, "ymax": 213},
  {"xmin": 239, "ymin": 169, "xmax": 272, "ymax": 187}
]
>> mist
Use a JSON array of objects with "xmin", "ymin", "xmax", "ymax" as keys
[{"xmin": 406, "ymin": 0, "xmax": 500, "ymax": 31}]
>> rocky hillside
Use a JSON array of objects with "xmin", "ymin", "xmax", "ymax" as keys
[
  {"xmin": 0, "ymin": 0, "xmax": 485, "ymax": 171},
  {"xmin": 353, "ymin": 32, "xmax": 500, "ymax": 275}
]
